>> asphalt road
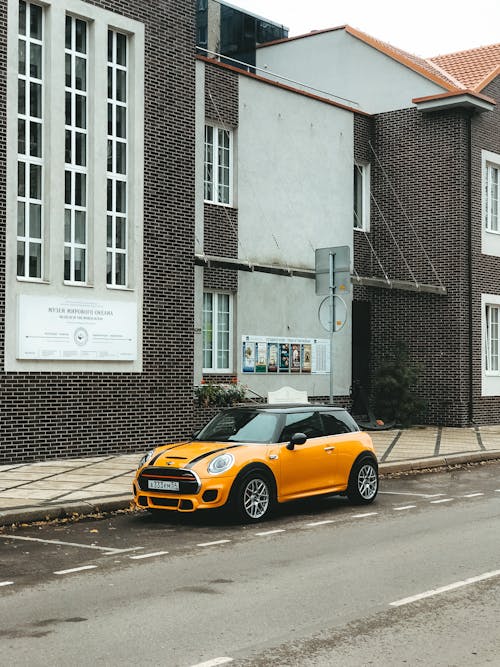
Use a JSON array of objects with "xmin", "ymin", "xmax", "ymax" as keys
[{"xmin": 0, "ymin": 463, "xmax": 499, "ymax": 666}]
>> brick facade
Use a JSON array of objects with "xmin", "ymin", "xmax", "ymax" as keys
[
  {"xmin": 353, "ymin": 94, "xmax": 500, "ymax": 425},
  {"xmin": 0, "ymin": 0, "xmax": 196, "ymax": 463},
  {"xmin": 202, "ymin": 61, "xmax": 239, "ymax": 378},
  {"xmin": 470, "ymin": 76, "xmax": 500, "ymax": 423}
]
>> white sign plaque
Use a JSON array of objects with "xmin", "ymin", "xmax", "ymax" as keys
[{"xmin": 18, "ymin": 296, "xmax": 137, "ymax": 361}]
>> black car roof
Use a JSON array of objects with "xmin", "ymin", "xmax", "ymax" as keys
[{"xmin": 222, "ymin": 404, "xmax": 347, "ymax": 413}]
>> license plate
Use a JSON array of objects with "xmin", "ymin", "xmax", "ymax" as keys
[{"xmin": 148, "ymin": 479, "xmax": 179, "ymax": 492}]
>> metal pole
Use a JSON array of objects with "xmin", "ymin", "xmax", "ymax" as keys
[{"xmin": 329, "ymin": 252, "xmax": 335, "ymax": 404}]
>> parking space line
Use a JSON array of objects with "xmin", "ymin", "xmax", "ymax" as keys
[
  {"xmin": 129, "ymin": 551, "xmax": 168, "ymax": 560},
  {"xmin": 254, "ymin": 529, "xmax": 285, "ymax": 536},
  {"xmin": 430, "ymin": 498, "xmax": 453, "ymax": 504},
  {"xmin": 306, "ymin": 520, "xmax": 335, "ymax": 527},
  {"xmin": 197, "ymin": 540, "xmax": 231, "ymax": 547},
  {"xmin": 379, "ymin": 491, "xmax": 444, "ymax": 498},
  {"xmin": 54, "ymin": 565, "xmax": 97, "ymax": 575},
  {"xmin": 394, "ymin": 505, "xmax": 417, "ymax": 511},
  {"xmin": 352, "ymin": 512, "xmax": 378, "ymax": 518},
  {"xmin": 0, "ymin": 581, "xmax": 14, "ymax": 587},
  {"xmin": 463, "ymin": 493, "xmax": 484, "ymax": 498},
  {"xmin": 2, "ymin": 534, "xmax": 142, "ymax": 555},
  {"xmin": 189, "ymin": 658, "xmax": 233, "ymax": 667},
  {"xmin": 390, "ymin": 569, "xmax": 500, "ymax": 607}
]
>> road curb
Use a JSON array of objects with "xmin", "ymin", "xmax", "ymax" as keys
[
  {"xmin": 0, "ymin": 495, "xmax": 133, "ymax": 528},
  {"xmin": 379, "ymin": 449, "xmax": 500, "ymax": 474},
  {"xmin": 2, "ymin": 451, "xmax": 500, "ymax": 527}
]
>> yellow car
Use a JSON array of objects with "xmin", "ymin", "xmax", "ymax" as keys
[{"xmin": 133, "ymin": 404, "xmax": 378, "ymax": 522}]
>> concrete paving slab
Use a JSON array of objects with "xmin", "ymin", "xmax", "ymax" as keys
[
  {"xmin": 439, "ymin": 428, "xmax": 479, "ymax": 454},
  {"xmin": 0, "ymin": 489, "xmax": 62, "ymax": 500}
]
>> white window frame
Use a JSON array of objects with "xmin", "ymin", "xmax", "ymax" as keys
[
  {"xmin": 484, "ymin": 155, "xmax": 500, "ymax": 234},
  {"xmin": 204, "ymin": 123, "xmax": 233, "ymax": 206},
  {"xmin": 202, "ymin": 291, "xmax": 233, "ymax": 373},
  {"xmin": 64, "ymin": 13, "xmax": 88, "ymax": 285},
  {"xmin": 481, "ymin": 294, "xmax": 500, "ymax": 396},
  {"xmin": 17, "ymin": 0, "xmax": 44, "ymax": 280},
  {"xmin": 106, "ymin": 29, "xmax": 129, "ymax": 288},
  {"xmin": 353, "ymin": 162, "xmax": 370, "ymax": 232},
  {"xmin": 485, "ymin": 303, "xmax": 500, "ymax": 374}
]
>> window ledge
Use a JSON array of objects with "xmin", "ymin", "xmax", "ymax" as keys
[
  {"xmin": 204, "ymin": 200, "xmax": 236, "ymax": 210},
  {"xmin": 106, "ymin": 285, "xmax": 135, "ymax": 292},
  {"xmin": 16, "ymin": 277, "xmax": 50, "ymax": 285}
]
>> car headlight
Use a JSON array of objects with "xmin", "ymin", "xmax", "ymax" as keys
[
  {"xmin": 138, "ymin": 449, "xmax": 155, "ymax": 468},
  {"xmin": 207, "ymin": 453, "xmax": 235, "ymax": 475}
]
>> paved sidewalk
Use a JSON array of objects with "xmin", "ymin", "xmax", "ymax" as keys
[{"xmin": 1, "ymin": 426, "xmax": 500, "ymax": 526}]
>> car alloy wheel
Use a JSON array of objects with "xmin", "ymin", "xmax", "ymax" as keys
[
  {"xmin": 230, "ymin": 470, "xmax": 275, "ymax": 523},
  {"xmin": 357, "ymin": 463, "xmax": 378, "ymax": 500},
  {"xmin": 243, "ymin": 477, "xmax": 270, "ymax": 520},
  {"xmin": 347, "ymin": 457, "xmax": 378, "ymax": 504}
]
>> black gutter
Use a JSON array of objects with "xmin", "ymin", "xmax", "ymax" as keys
[{"xmin": 467, "ymin": 109, "xmax": 474, "ymax": 424}]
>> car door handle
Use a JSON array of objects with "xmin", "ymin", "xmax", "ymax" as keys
[{"xmin": 324, "ymin": 446, "xmax": 335, "ymax": 452}]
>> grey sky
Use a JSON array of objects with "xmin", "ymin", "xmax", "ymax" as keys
[{"xmin": 225, "ymin": 0, "xmax": 500, "ymax": 57}]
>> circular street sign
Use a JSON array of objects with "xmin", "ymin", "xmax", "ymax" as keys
[{"xmin": 318, "ymin": 294, "xmax": 348, "ymax": 333}]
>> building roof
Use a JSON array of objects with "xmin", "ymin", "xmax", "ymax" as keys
[
  {"xmin": 429, "ymin": 44, "xmax": 500, "ymax": 92},
  {"xmin": 259, "ymin": 24, "xmax": 500, "ymax": 97}
]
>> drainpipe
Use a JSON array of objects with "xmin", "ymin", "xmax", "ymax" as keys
[{"xmin": 467, "ymin": 110, "xmax": 474, "ymax": 424}]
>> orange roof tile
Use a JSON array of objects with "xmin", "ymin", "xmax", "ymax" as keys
[{"xmin": 429, "ymin": 44, "xmax": 500, "ymax": 92}]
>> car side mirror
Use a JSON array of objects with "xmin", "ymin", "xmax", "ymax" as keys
[{"xmin": 286, "ymin": 432, "xmax": 307, "ymax": 450}]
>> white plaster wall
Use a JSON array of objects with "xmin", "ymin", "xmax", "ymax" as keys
[
  {"xmin": 235, "ymin": 76, "xmax": 353, "ymax": 396},
  {"xmin": 237, "ymin": 272, "xmax": 351, "ymax": 398},
  {"xmin": 256, "ymin": 30, "xmax": 446, "ymax": 114},
  {"xmin": 238, "ymin": 76, "xmax": 353, "ymax": 267}
]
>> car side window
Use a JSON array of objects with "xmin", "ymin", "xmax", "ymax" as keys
[
  {"xmin": 279, "ymin": 411, "xmax": 324, "ymax": 442},
  {"xmin": 321, "ymin": 411, "xmax": 358, "ymax": 435}
]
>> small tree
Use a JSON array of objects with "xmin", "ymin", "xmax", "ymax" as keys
[{"xmin": 372, "ymin": 342, "xmax": 426, "ymax": 427}]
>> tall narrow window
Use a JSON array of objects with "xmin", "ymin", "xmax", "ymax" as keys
[
  {"xmin": 17, "ymin": 1, "xmax": 44, "ymax": 279},
  {"xmin": 353, "ymin": 162, "xmax": 370, "ymax": 231},
  {"xmin": 204, "ymin": 124, "xmax": 232, "ymax": 205},
  {"xmin": 202, "ymin": 292, "xmax": 232, "ymax": 372},
  {"xmin": 486, "ymin": 163, "xmax": 499, "ymax": 232},
  {"xmin": 486, "ymin": 305, "xmax": 499, "ymax": 373},
  {"xmin": 64, "ymin": 15, "xmax": 88, "ymax": 283},
  {"xmin": 107, "ymin": 30, "xmax": 128, "ymax": 287}
]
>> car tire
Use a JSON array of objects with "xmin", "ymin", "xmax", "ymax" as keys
[
  {"xmin": 230, "ymin": 470, "xmax": 275, "ymax": 523},
  {"xmin": 347, "ymin": 457, "xmax": 378, "ymax": 504}
]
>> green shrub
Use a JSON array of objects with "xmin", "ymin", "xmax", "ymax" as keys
[
  {"xmin": 194, "ymin": 382, "xmax": 246, "ymax": 407},
  {"xmin": 373, "ymin": 342, "xmax": 426, "ymax": 427}
]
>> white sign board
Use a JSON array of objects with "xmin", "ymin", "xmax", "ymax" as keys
[{"xmin": 18, "ymin": 296, "xmax": 137, "ymax": 361}]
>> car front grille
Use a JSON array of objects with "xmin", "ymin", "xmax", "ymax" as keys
[
  {"xmin": 150, "ymin": 497, "xmax": 179, "ymax": 508},
  {"xmin": 138, "ymin": 466, "xmax": 200, "ymax": 494}
]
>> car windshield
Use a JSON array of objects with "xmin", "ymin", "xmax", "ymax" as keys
[{"xmin": 195, "ymin": 409, "xmax": 280, "ymax": 444}]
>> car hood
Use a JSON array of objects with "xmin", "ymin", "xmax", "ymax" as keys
[{"xmin": 148, "ymin": 441, "xmax": 247, "ymax": 469}]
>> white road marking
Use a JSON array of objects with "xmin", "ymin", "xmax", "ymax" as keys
[
  {"xmin": 306, "ymin": 520, "xmax": 335, "ymax": 527},
  {"xmin": 189, "ymin": 658, "xmax": 233, "ymax": 667},
  {"xmin": 129, "ymin": 551, "xmax": 168, "ymax": 560},
  {"xmin": 390, "ymin": 569, "xmax": 500, "ymax": 607},
  {"xmin": 254, "ymin": 529, "xmax": 285, "ymax": 536},
  {"xmin": 463, "ymin": 493, "xmax": 484, "ymax": 498},
  {"xmin": 2, "ymin": 534, "xmax": 142, "ymax": 555},
  {"xmin": 0, "ymin": 581, "xmax": 14, "ymax": 587},
  {"xmin": 394, "ymin": 505, "xmax": 417, "ymax": 511},
  {"xmin": 197, "ymin": 540, "xmax": 231, "ymax": 547},
  {"xmin": 430, "ymin": 498, "xmax": 453, "ymax": 504},
  {"xmin": 54, "ymin": 565, "xmax": 97, "ymax": 575},
  {"xmin": 352, "ymin": 512, "xmax": 378, "ymax": 518},
  {"xmin": 379, "ymin": 491, "xmax": 444, "ymax": 498}
]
